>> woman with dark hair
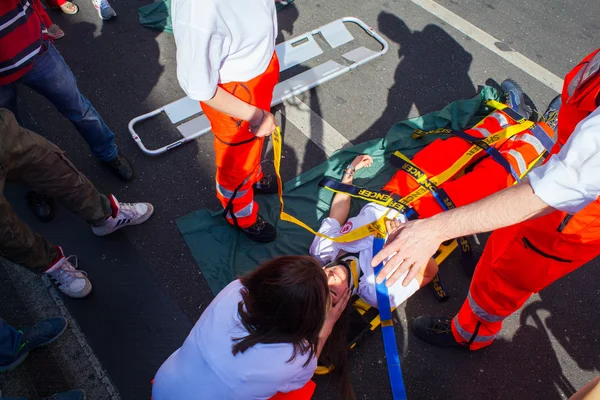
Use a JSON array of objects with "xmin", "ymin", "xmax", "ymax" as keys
[{"xmin": 152, "ymin": 256, "xmax": 349, "ymax": 400}]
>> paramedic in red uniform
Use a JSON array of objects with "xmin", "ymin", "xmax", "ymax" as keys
[
  {"xmin": 171, "ymin": 0, "xmax": 280, "ymax": 243},
  {"xmin": 372, "ymin": 48, "xmax": 600, "ymax": 350}
]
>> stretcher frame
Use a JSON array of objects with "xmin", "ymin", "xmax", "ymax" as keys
[{"xmin": 128, "ymin": 17, "xmax": 389, "ymax": 155}]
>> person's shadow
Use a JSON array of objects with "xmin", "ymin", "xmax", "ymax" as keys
[{"xmin": 357, "ymin": 11, "xmax": 477, "ymax": 143}]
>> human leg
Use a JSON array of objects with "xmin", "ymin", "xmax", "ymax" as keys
[
  {"xmin": 0, "ymin": 316, "xmax": 67, "ymax": 372},
  {"xmin": 201, "ymin": 53, "xmax": 280, "ymax": 241},
  {"xmin": 21, "ymin": 43, "xmax": 118, "ymax": 162}
]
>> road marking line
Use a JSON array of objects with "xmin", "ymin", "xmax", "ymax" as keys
[
  {"xmin": 280, "ymin": 96, "xmax": 352, "ymax": 157},
  {"xmin": 412, "ymin": 0, "xmax": 564, "ymax": 92}
]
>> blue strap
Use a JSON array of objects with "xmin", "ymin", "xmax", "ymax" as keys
[
  {"xmin": 450, "ymin": 129, "xmax": 521, "ymax": 183},
  {"xmin": 491, "ymin": 104, "xmax": 556, "ymax": 154},
  {"xmin": 372, "ymin": 237, "xmax": 408, "ymax": 400},
  {"xmin": 530, "ymin": 124, "xmax": 556, "ymax": 153}
]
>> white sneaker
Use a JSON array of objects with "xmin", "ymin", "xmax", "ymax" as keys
[
  {"xmin": 45, "ymin": 248, "xmax": 92, "ymax": 298},
  {"xmin": 92, "ymin": 195, "xmax": 154, "ymax": 237},
  {"xmin": 91, "ymin": 0, "xmax": 116, "ymax": 20}
]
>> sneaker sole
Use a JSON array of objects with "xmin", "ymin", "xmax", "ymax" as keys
[
  {"xmin": 502, "ymin": 79, "xmax": 532, "ymax": 119},
  {"xmin": 58, "ymin": 279, "xmax": 93, "ymax": 299},
  {"xmin": 92, "ymin": 204, "xmax": 154, "ymax": 237},
  {"xmin": 0, "ymin": 351, "xmax": 30, "ymax": 372}
]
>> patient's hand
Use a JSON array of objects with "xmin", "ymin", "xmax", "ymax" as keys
[
  {"xmin": 385, "ymin": 218, "xmax": 403, "ymax": 240},
  {"xmin": 351, "ymin": 155, "xmax": 373, "ymax": 171}
]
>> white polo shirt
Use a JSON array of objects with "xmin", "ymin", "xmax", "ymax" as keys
[
  {"xmin": 529, "ymin": 106, "xmax": 600, "ymax": 213},
  {"xmin": 171, "ymin": 0, "xmax": 277, "ymax": 101},
  {"xmin": 309, "ymin": 203, "xmax": 420, "ymax": 309},
  {"xmin": 152, "ymin": 280, "xmax": 316, "ymax": 400}
]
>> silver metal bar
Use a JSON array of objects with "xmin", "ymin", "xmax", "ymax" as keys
[{"xmin": 128, "ymin": 17, "xmax": 388, "ymax": 156}]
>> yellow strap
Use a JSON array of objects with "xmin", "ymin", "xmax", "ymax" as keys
[
  {"xmin": 274, "ymin": 118, "xmax": 534, "ymax": 243},
  {"xmin": 273, "ymin": 128, "xmax": 389, "ymax": 242},
  {"xmin": 485, "ymin": 99, "xmax": 529, "ymax": 124},
  {"xmin": 349, "ymin": 259, "xmax": 360, "ymax": 290}
]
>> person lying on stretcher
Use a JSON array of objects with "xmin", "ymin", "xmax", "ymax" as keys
[
  {"xmin": 310, "ymin": 80, "xmax": 556, "ymax": 310},
  {"xmin": 310, "ymin": 154, "xmax": 438, "ymax": 309}
]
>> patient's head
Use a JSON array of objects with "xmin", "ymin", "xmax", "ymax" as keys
[{"xmin": 323, "ymin": 264, "xmax": 350, "ymax": 305}]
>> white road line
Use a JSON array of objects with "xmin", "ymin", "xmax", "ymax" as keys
[
  {"xmin": 412, "ymin": 0, "xmax": 564, "ymax": 93},
  {"xmin": 280, "ymin": 96, "xmax": 352, "ymax": 157}
]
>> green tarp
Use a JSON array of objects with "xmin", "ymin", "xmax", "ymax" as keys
[
  {"xmin": 176, "ymin": 87, "xmax": 500, "ymax": 295},
  {"xmin": 139, "ymin": 0, "xmax": 296, "ymax": 34}
]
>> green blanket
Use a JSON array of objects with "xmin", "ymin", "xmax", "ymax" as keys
[
  {"xmin": 177, "ymin": 87, "xmax": 500, "ymax": 295},
  {"xmin": 139, "ymin": 0, "xmax": 296, "ymax": 34}
]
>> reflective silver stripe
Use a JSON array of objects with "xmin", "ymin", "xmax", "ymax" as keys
[
  {"xmin": 216, "ymin": 182, "xmax": 247, "ymax": 199},
  {"xmin": 234, "ymin": 201, "xmax": 254, "ymax": 218},
  {"xmin": 0, "ymin": 1, "xmax": 30, "ymax": 33},
  {"xmin": 507, "ymin": 149, "xmax": 527, "ymax": 176},
  {"xmin": 568, "ymin": 68, "xmax": 585, "ymax": 98},
  {"xmin": 453, "ymin": 316, "xmax": 498, "ymax": 343},
  {"xmin": 490, "ymin": 112, "xmax": 510, "ymax": 128},
  {"xmin": 515, "ymin": 133, "xmax": 545, "ymax": 155},
  {"xmin": 471, "ymin": 127, "xmax": 491, "ymax": 138},
  {"xmin": 468, "ymin": 293, "xmax": 505, "ymax": 323}
]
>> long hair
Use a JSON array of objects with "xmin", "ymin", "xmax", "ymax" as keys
[
  {"xmin": 319, "ymin": 304, "xmax": 355, "ymax": 400},
  {"xmin": 232, "ymin": 256, "xmax": 329, "ymax": 367}
]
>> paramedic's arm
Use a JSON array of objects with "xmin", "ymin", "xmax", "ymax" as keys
[
  {"xmin": 174, "ymin": 24, "xmax": 276, "ymax": 138},
  {"xmin": 204, "ymin": 88, "xmax": 277, "ymax": 138},
  {"xmin": 328, "ymin": 155, "xmax": 373, "ymax": 225},
  {"xmin": 373, "ymin": 107, "xmax": 600, "ymax": 287}
]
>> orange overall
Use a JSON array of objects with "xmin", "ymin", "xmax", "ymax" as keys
[
  {"xmin": 270, "ymin": 380, "xmax": 316, "ymax": 400},
  {"xmin": 451, "ymin": 48, "xmax": 600, "ymax": 350},
  {"xmin": 201, "ymin": 53, "xmax": 280, "ymax": 228},
  {"xmin": 382, "ymin": 110, "xmax": 552, "ymax": 218}
]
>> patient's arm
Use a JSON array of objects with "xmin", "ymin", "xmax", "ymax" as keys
[{"xmin": 329, "ymin": 155, "xmax": 374, "ymax": 225}]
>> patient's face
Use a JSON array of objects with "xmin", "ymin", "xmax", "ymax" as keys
[{"xmin": 323, "ymin": 265, "xmax": 348, "ymax": 305}]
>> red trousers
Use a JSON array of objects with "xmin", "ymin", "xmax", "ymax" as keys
[
  {"xmin": 270, "ymin": 380, "xmax": 316, "ymax": 400},
  {"xmin": 451, "ymin": 208, "xmax": 600, "ymax": 350},
  {"xmin": 201, "ymin": 53, "xmax": 280, "ymax": 228},
  {"xmin": 382, "ymin": 110, "xmax": 549, "ymax": 218}
]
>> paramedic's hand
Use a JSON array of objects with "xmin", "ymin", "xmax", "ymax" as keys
[
  {"xmin": 249, "ymin": 108, "xmax": 277, "ymax": 138},
  {"xmin": 351, "ymin": 155, "xmax": 374, "ymax": 171},
  {"xmin": 373, "ymin": 218, "xmax": 443, "ymax": 287},
  {"xmin": 321, "ymin": 288, "xmax": 351, "ymax": 336}
]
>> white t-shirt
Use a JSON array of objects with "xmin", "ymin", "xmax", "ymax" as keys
[
  {"xmin": 171, "ymin": 0, "xmax": 277, "ymax": 101},
  {"xmin": 152, "ymin": 280, "xmax": 316, "ymax": 400},
  {"xmin": 309, "ymin": 203, "xmax": 420, "ymax": 309},
  {"xmin": 529, "ymin": 106, "xmax": 600, "ymax": 213}
]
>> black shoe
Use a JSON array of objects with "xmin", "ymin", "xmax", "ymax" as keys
[
  {"xmin": 0, "ymin": 316, "xmax": 68, "ymax": 372},
  {"xmin": 412, "ymin": 316, "xmax": 466, "ymax": 348},
  {"xmin": 43, "ymin": 389, "xmax": 86, "ymax": 400},
  {"xmin": 253, "ymin": 174, "xmax": 279, "ymax": 194},
  {"xmin": 105, "ymin": 153, "xmax": 134, "ymax": 182},
  {"xmin": 501, "ymin": 79, "xmax": 532, "ymax": 120},
  {"xmin": 26, "ymin": 191, "xmax": 55, "ymax": 222},
  {"xmin": 241, "ymin": 215, "xmax": 277, "ymax": 243},
  {"xmin": 540, "ymin": 95, "xmax": 561, "ymax": 137}
]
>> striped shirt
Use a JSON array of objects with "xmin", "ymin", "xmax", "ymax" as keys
[{"xmin": 0, "ymin": 0, "xmax": 51, "ymax": 85}]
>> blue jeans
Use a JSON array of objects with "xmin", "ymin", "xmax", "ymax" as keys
[
  {"xmin": 0, "ymin": 42, "xmax": 118, "ymax": 161},
  {"xmin": 0, "ymin": 317, "xmax": 22, "ymax": 367}
]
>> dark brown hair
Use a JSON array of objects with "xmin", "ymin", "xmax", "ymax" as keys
[
  {"xmin": 319, "ymin": 304, "xmax": 355, "ymax": 400},
  {"xmin": 232, "ymin": 256, "xmax": 329, "ymax": 367}
]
